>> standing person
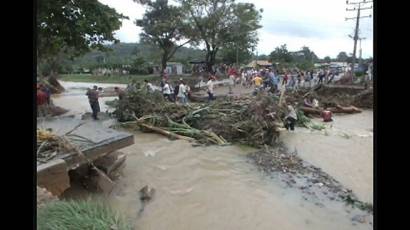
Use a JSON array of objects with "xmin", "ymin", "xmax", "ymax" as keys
[
  {"xmin": 241, "ymin": 70, "xmax": 246, "ymax": 87},
  {"xmin": 270, "ymin": 69, "xmax": 279, "ymax": 92},
  {"xmin": 177, "ymin": 79, "xmax": 187, "ymax": 105},
  {"xmin": 40, "ymin": 84, "xmax": 51, "ymax": 105},
  {"xmin": 228, "ymin": 74, "xmax": 235, "ymax": 94},
  {"xmin": 282, "ymin": 72, "xmax": 289, "ymax": 86},
  {"xmin": 296, "ymin": 72, "xmax": 301, "ymax": 88},
  {"xmin": 37, "ymin": 85, "xmax": 48, "ymax": 117},
  {"xmin": 253, "ymin": 74, "xmax": 263, "ymax": 90},
  {"xmin": 173, "ymin": 82, "xmax": 179, "ymax": 102},
  {"xmin": 289, "ymin": 72, "xmax": 297, "ymax": 90},
  {"xmin": 284, "ymin": 103, "xmax": 298, "ymax": 131},
  {"xmin": 144, "ymin": 79, "xmax": 154, "ymax": 92},
  {"xmin": 114, "ymin": 87, "xmax": 126, "ymax": 101},
  {"xmin": 86, "ymin": 85, "xmax": 100, "ymax": 120},
  {"xmin": 300, "ymin": 72, "xmax": 305, "ymax": 88},
  {"xmin": 163, "ymin": 80, "xmax": 172, "ymax": 101},
  {"xmin": 318, "ymin": 70, "xmax": 325, "ymax": 84},
  {"xmin": 207, "ymin": 76, "xmax": 215, "ymax": 102},
  {"xmin": 305, "ymin": 71, "xmax": 311, "ymax": 88}
]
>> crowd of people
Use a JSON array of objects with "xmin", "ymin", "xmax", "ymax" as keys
[
  {"xmin": 81, "ymin": 66, "xmax": 337, "ymax": 125},
  {"xmin": 223, "ymin": 66, "xmax": 340, "ymax": 94},
  {"xmin": 159, "ymin": 78, "xmax": 192, "ymax": 105}
]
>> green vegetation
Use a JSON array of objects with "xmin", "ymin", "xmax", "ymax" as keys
[
  {"xmin": 269, "ymin": 45, "xmax": 318, "ymax": 70},
  {"xmin": 59, "ymin": 74, "xmax": 158, "ymax": 84},
  {"xmin": 59, "ymin": 42, "xmax": 206, "ymax": 74},
  {"xmin": 136, "ymin": 0, "xmax": 193, "ymax": 73},
  {"xmin": 37, "ymin": 0, "xmax": 128, "ymax": 76},
  {"xmin": 37, "ymin": 199, "xmax": 132, "ymax": 230},
  {"xmin": 181, "ymin": 0, "xmax": 262, "ymax": 71}
]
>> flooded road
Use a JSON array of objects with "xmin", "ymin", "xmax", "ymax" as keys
[{"xmin": 53, "ymin": 81, "xmax": 373, "ymax": 230}]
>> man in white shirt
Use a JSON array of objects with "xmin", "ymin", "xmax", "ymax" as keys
[
  {"xmin": 285, "ymin": 103, "xmax": 298, "ymax": 131},
  {"xmin": 162, "ymin": 80, "xmax": 171, "ymax": 101},
  {"xmin": 144, "ymin": 79, "xmax": 154, "ymax": 93},
  {"xmin": 177, "ymin": 79, "xmax": 187, "ymax": 105},
  {"xmin": 207, "ymin": 76, "xmax": 215, "ymax": 102}
]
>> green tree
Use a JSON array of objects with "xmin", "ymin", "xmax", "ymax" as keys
[
  {"xmin": 220, "ymin": 46, "xmax": 253, "ymax": 65},
  {"xmin": 181, "ymin": 0, "xmax": 262, "ymax": 72},
  {"xmin": 323, "ymin": 56, "xmax": 331, "ymax": 63},
  {"xmin": 136, "ymin": 0, "xmax": 192, "ymax": 75},
  {"xmin": 221, "ymin": 3, "xmax": 262, "ymax": 66},
  {"xmin": 336, "ymin": 51, "xmax": 349, "ymax": 62},
  {"xmin": 299, "ymin": 46, "xmax": 319, "ymax": 62},
  {"xmin": 269, "ymin": 44, "xmax": 293, "ymax": 64},
  {"xmin": 37, "ymin": 0, "xmax": 128, "ymax": 76}
]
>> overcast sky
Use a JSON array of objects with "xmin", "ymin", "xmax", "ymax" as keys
[{"xmin": 98, "ymin": 0, "xmax": 373, "ymax": 59}]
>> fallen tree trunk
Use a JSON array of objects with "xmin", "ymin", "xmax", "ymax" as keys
[
  {"xmin": 138, "ymin": 123, "xmax": 196, "ymax": 142},
  {"xmin": 300, "ymin": 105, "xmax": 362, "ymax": 115},
  {"xmin": 333, "ymin": 105, "xmax": 362, "ymax": 113}
]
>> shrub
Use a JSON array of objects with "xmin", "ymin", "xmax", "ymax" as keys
[{"xmin": 37, "ymin": 199, "xmax": 132, "ymax": 230}]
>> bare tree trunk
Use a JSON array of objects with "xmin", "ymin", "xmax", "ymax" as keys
[
  {"xmin": 206, "ymin": 50, "xmax": 217, "ymax": 74},
  {"xmin": 161, "ymin": 51, "xmax": 168, "ymax": 78}
]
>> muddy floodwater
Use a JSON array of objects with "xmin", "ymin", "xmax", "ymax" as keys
[
  {"xmin": 280, "ymin": 111, "xmax": 373, "ymax": 204},
  {"xmin": 53, "ymin": 81, "xmax": 373, "ymax": 230},
  {"xmin": 52, "ymin": 81, "xmax": 127, "ymax": 118}
]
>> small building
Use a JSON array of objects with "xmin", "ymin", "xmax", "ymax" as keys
[
  {"xmin": 153, "ymin": 62, "xmax": 184, "ymax": 75},
  {"xmin": 246, "ymin": 60, "xmax": 272, "ymax": 69}
]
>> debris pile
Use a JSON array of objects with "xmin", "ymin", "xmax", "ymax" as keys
[
  {"xmin": 287, "ymin": 85, "xmax": 373, "ymax": 109},
  {"xmin": 37, "ymin": 129, "xmax": 75, "ymax": 164},
  {"xmin": 113, "ymin": 89, "xmax": 285, "ymax": 146}
]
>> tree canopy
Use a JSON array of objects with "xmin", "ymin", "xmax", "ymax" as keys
[
  {"xmin": 336, "ymin": 52, "xmax": 349, "ymax": 62},
  {"xmin": 269, "ymin": 44, "xmax": 293, "ymax": 64},
  {"xmin": 136, "ymin": 0, "xmax": 192, "ymax": 74},
  {"xmin": 37, "ymin": 0, "xmax": 128, "ymax": 65},
  {"xmin": 180, "ymin": 0, "xmax": 262, "ymax": 72}
]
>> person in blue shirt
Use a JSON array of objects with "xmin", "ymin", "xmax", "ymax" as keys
[{"xmin": 269, "ymin": 69, "xmax": 279, "ymax": 92}]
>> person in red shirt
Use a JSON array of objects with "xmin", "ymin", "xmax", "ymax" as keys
[
  {"xmin": 37, "ymin": 85, "xmax": 48, "ymax": 117},
  {"xmin": 282, "ymin": 72, "xmax": 289, "ymax": 86},
  {"xmin": 321, "ymin": 108, "xmax": 333, "ymax": 122}
]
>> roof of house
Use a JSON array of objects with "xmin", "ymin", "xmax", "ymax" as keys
[
  {"xmin": 167, "ymin": 62, "xmax": 183, "ymax": 65},
  {"xmin": 246, "ymin": 60, "xmax": 272, "ymax": 67}
]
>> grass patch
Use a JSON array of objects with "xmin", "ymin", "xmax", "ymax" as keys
[
  {"xmin": 37, "ymin": 199, "xmax": 132, "ymax": 230},
  {"xmin": 59, "ymin": 74, "xmax": 159, "ymax": 84}
]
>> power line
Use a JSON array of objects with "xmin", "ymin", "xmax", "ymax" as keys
[{"xmin": 345, "ymin": 0, "xmax": 372, "ymax": 82}]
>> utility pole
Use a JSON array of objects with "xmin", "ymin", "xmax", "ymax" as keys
[
  {"xmin": 359, "ymin": 37, "xmax": 365, "ymax": 65},
  {"xmin": 345, "ymin": 0, "xmax": 372, "ymax": 83}
]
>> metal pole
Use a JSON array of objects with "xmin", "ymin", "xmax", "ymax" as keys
[{"xmin": 351, "ymin": 3, "xmax": 360, "ymax": 83}]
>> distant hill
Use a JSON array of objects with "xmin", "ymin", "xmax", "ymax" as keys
[{"xmin": 67, "ymin": 42, "xmax": 206, "ymax": 69}]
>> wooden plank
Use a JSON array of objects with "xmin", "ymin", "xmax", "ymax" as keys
[{"xmin": 37, "ymin": 159, "xmax": 70, "ymax": 196}]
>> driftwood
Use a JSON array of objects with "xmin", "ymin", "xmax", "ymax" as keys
[
  {"xmin": 138, "ymin": 123, "xmax": 196, "ymax": 142},
  {"xmin": 300, "ymin": 105, "xmax": 362, "ymax": 115}
]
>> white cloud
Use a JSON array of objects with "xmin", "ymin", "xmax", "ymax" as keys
[
  {"xmin": 100, "ymin": 0, "xmax": 373, "ymax": 58},
  {"xmin": 98, "ymin": 0, "xmax": 145, "ymax": 42}
]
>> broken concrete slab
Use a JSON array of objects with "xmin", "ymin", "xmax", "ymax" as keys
[{"xmin": 37, "ymin": 159, "xmax": 70, "ymax": 196}]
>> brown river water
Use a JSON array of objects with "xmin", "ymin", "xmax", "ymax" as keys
[{"xmin": 53, "ymin": 81, "xmax": 373, "ymax": 230}]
